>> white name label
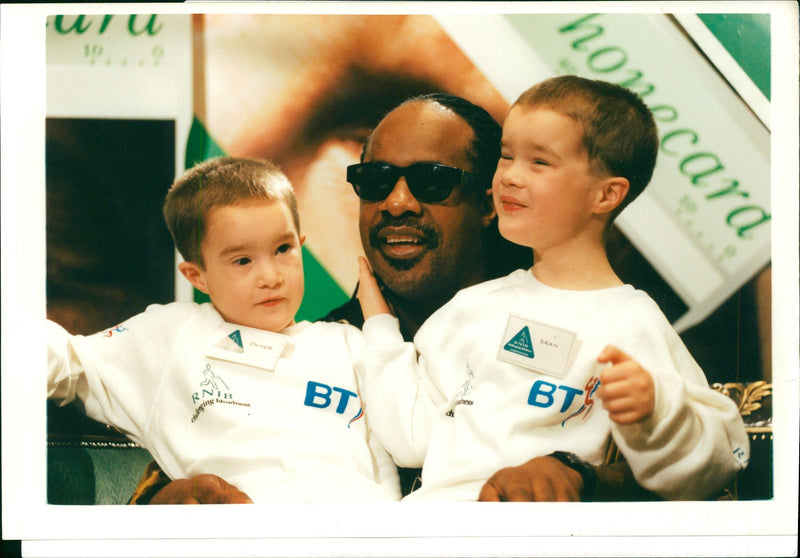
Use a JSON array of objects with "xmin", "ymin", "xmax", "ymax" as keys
[
  {"xmin": 206, "ymin": 322, "xmax": 288, "ymax": 372},
  {"xmin": 497, "ymin": 314, "xmax": 579, "ymax": 378}
]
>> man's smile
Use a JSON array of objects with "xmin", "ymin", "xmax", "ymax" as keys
[
  {"xmin": 369, "ymin": 219, "xmax": 440, "ymax": 264},
  {"xmin": 378, "ymin": 227, "xmax": 428, "ymax": 258}
]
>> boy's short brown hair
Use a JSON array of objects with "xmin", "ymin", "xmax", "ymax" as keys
[
  {"xmin": 515, "ymin": 75, "xmax": 658, "ymax": 221},
  {"xmin": 163, "ymin": 157, "xmax": 299, "ymax": 266}
]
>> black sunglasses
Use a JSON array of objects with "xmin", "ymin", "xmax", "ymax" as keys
[{"xmin": 346, "ymin": 162, "xmax": 481, "ymax": 203}]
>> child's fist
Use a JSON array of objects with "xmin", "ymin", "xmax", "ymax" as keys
[
  {"xmin": 356, "ymin": 256, "xmax": 392, "ymax": 319},
  {"xmin": 596, "ymin": 345, "xmax": 655, "ymax": 425}
]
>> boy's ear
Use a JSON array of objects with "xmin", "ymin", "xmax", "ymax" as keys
[
  {"xmin": 178, "ymin": 261, "xmax": 209, "ymax": 294},
  {"xmin": 481, "ymin": 188, "xmax": 498, "ymax": 227},
  {"xmin": 594, "ymin": 177, "xmax": 630, "ymax": 215}
]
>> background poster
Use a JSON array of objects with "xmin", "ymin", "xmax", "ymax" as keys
[
  {"xmin": 44, "ymin": 10, "xmax": 773, "ymax": 381},
  {"xmin": 2, "ymin": 2, "xmax": 798, "ymax": 557}
]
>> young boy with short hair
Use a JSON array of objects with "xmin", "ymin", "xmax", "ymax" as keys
[
  {"xmin": 47, "ymin": 157, "xmax": 400, "ymax": 502},
  {"xmin": 356, "ymin": 76, "xmax": 749, "ymax": 501}
]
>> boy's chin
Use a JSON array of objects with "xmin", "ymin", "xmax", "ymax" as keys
[{"xmin": 497, "ymin": 226, "xmax": 529, "ymax": 249}]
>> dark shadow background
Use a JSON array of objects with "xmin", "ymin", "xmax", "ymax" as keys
[{"xmin": 46, "ymin": 118, "xmax": 176, "ymax": 503}]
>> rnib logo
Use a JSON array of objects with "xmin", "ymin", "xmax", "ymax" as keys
[
  {"xmin": 504, "ymin": 326, "xmax": 535, "ymax": 359},
  {"xmin": 192, "ymin": 363, "xmax": 234, "ymax": 403},
  {"xmin": 200, "ymin": 364, "xmax": 230, "ymax": 391}
]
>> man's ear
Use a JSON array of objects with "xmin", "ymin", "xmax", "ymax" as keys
[
  {"xmin": 594, "ymin": 177, "xmax": 630, "ymax": 216},
  {"xmin": 178, "ymin": 261, "xmax": 209, "ymax": 294},
  {"xmin": 481, "ymin": 188, "xmax": 497, "ymax": 227}
]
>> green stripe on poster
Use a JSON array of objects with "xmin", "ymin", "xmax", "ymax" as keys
[
  {"xmin": 698, "ymin": 13, "xmax": 770, "ymax": 100},
  {"xmin": 185, "ymin": 116, "xmax": 228, "ymax": 168},
  {"xmin": 184, "ymin": 117, "xmax": 350, "ymax": 319},
  {"xmin": 297, "ymin": 245, "xmax": 349, "ymax": 321}
]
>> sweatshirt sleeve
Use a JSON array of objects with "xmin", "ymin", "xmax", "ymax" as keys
[
  {"xmin": 47, "ymin": 303, "xmax": 192, "ymax": 446},
  {"xmin": 609, "ymin": 297, "xmax": 750, "ymax": 500},
  {"xmin": 343, "ymin": 324, "xmax": 402, "ymax": 500},
  {"xmin": 360, "ymin": 314, "xmax": 448, "ymax": 468}
]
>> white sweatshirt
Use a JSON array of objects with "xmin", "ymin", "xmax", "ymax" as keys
[
  {"xmin": 48, "ymin": 301, "xmax": 401, "ymax": 502},
  {"xmin": 361, "ymin": 269, "xmax": 749, "ymax": 501}
]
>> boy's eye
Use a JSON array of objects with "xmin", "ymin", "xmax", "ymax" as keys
[
  {"xmin": 234, "ymin": 257, "xmax": 251, "ymax": 266},
  {"xmin": 276, "ymin": 243, "xmax": 292, "ymax": 255}
]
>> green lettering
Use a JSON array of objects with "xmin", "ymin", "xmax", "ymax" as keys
[
  {"xmin": 726, "ymin": 206, "xmax": 771, "ymax": 238},
  {"xmin": 661, "ymin": 129, "xmax": 698, "ymax": 155},
  {"xmin": 679, "ymin": 152, "xmax": 724, "ymax": 185},
  {"xmin": 558, "ymin": 14, "xmax": 604, "ymax": 51},
  {"xmin": 706, "ymin": 179, "xmax": 750, "ymax": 201},
  {"xmin": 650, "ymin": 105, "xmax": 679, "ymax": 123},
  {"xmin": 53, "ymin": 15, "xmax": 91, "ymax": 34},
  {"xmin": 127, "ymin": 14, "xmax": 163, "ymax": 36},
  {"xmin": 98, "ymin": 15, "xmax": 114, "ymax": 34},
  {"xmin": 587, "ymin": 46, "xmax": 628, "ymax": 73}
]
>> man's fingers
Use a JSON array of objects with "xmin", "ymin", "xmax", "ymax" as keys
[
  {"xmin": 202, "ymin": 475, "xmax": 253, "ymax": 504},
  {"xmin": 151, "ymin": 475, "xmax": 253, "ymax": 504},
  {"xmin": 477, "ymin": 458, "xmax": 583, "ymax": 502},
  {"xmin": 477, "ymin": 481, "xmax": 501, "ymax": 502},
  {"xmin": 175, "ymin": 496, "xmax": 201, "ymax": 505}
]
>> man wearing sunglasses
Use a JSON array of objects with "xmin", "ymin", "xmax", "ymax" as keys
[
  {"xmin": 328, "ymin": 93, "xmax": 529, "ymax": 342},
  {"xmin": 135, "ymin": 93, "xmax": 655, "ymax": 504},
  {"xmin": 328, "ymin": 93, "xmax": 655, "ymax": 501}
]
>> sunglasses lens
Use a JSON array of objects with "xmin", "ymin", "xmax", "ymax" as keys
[
  {"xmin": 347, "ymin": 163, "xmax": 469, "ymax": 203},
  {"xmin": 405, "ymin": 164, "xmax": 463, "ymax": 203},
  {"xmin": 347, "ymin": 164, "xmax": 397, "ymax": 201}
]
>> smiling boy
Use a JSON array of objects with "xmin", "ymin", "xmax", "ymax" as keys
[
  {"xmin": 47, "ymin": 157, "xmax": 400, "ymax": 503},
  {"xmin": 356, "ymin": 76, "xmax": 749, "ymax": 501}
]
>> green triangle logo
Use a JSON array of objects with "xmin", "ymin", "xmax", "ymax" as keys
[
  {"xmin": 228, "ymin": 330, "xmax": 243, "ymax": 349},
  {"xmin": 504, "ymin": 326, "xmax": 535, "ymax": 359},
  {"xmin": 214, "ymin": 329, "xmax": 244, "ymax": 353}
]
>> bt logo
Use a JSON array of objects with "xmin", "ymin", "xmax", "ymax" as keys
[
  {"xmin": 304, "ymin": 381, "xmax": 363, "ymax": 427},
  {"xmin": 527, "ymin": 377, "xmax": 601, "ymax": 426}
]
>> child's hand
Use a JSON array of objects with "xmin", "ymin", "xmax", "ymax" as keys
[
  {"xmin": 596, "ymin": 345, "xmax": 655, "ymax": 425},
  {"xmin": 356, "ymin": 256, "xmax": 392, "ymax": 319}
]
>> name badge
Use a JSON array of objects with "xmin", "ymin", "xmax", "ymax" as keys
[
  {"xmin": 497, "ymin": 314, "xmax": 579, "ymax": 378},
  {"xmin": 206, "ymin": 322, "xmax": 288, "ymax": 372}
]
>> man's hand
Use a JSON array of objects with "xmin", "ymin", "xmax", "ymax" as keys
[
  {"xmin": 150, "ymin": 474, "xmax": 253, "ymax": 504},
  {"xmin": 356, "ymin": 256, "xmax": 392, "ymax": 319},
  {"xmin": 596, "ymin": 345, "xmax": 656, "ymax": 425},
  {"xmin": 478, "ymin": 456, "xmax": 583, "ymax": 502}
]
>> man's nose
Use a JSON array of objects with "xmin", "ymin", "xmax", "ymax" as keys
[{"xmin": 378, "ymin": 177, "xmax": 423, "ymax": 216}]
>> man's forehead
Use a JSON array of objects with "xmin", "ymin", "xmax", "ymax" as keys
[{"xmin": 365, "ymin": 103, "xmax": 474, "ymax": 168}]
